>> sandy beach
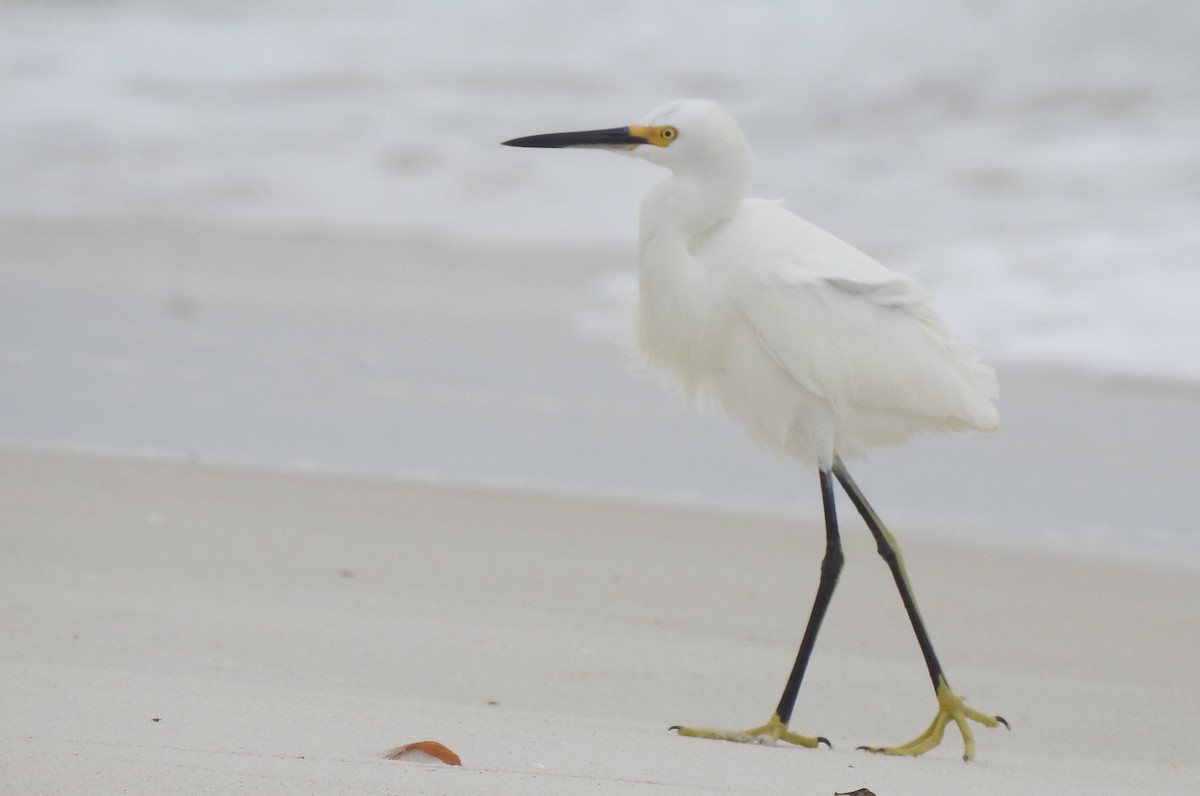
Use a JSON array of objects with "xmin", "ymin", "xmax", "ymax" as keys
[{"xmin": 3, "ymin": 446, "xmax": 1197, "ymax": 794}]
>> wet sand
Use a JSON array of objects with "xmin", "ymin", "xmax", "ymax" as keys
[{"xmin": 3, "ymin": 219, "xmax": 1198, "ymax": 557}]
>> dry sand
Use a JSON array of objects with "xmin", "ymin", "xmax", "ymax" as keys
[{"xmin": 2, "ymin": 446, "xmax": 1197, "ymax": 794}]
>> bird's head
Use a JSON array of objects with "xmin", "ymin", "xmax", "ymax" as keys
[{"xmin": 502, "ymin": 98, "xmax": 748, "ymax": 177}]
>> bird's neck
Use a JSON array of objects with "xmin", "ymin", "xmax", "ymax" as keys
[
  {"xmin": 638, "ymin": 165, "xmax": 749, "ymax": 248},
  {"xmin": 636, "ymin": 171, "xmax": 740, "ymax": 317},
  {"xmin": 633, "ymin": 164, "xmax": 749, "ymax": 385},
  {"xmin": 635, "ymin": 165, "xmax": 748, "ymax": 302}
]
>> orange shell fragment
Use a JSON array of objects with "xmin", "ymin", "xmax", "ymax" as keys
[{"xmin": 384, "ymin": 740, "xmax": 462, "ymax": 766}]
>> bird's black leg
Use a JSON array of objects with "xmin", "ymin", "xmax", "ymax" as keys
[
  {"xmin": 831, "ymin": 455, "xmax": 1007, "ymax": 760},
  {"xmin": 830, "ymin": 456, "xmax": 944, "ymax": 689},
  {"xmin": 670, "ymin": 468, "xmax": 839, "ymax": 748},
  {"xmin": 774, "ymin": 468, "xmax": 843, "ymax": 726}
]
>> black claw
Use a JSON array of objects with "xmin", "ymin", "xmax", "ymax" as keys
[
  {"xmin": 996, "ymin": 715, "xmax": 1010, "ymax": 730},
  {"xmin": 818, "ymin": 736, "xmax": 832, "ymax": 749},
  {"xmin": 668, "ymin": 725, "xmax": 681, "ymax": 732}
]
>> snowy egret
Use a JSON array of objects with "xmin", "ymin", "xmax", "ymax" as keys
[{"xmin": 503, "ymin": 99, "xmax": 1007, "ymax": 760}]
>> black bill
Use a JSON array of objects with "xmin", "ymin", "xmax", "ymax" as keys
[{"xmin": 502, "ymin": 126, "xmax": 647, "ymax": 149}]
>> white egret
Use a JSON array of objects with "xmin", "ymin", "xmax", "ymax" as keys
[{"xmin": 503, "ymin": 99, "xmax": 1007, "ymax": 760}]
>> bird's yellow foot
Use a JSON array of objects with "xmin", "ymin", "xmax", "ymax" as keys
[
  {"xmin": 858, "ymin": 679, "xmax": 1008, "ymax": 761},
  {"xmin": 670, "ymin": 713, "xmax": 830, "ymax": 748}
]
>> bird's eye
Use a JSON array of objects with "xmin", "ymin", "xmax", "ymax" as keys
[{"xmin": 659, "ymin": 126, "xmax": 678, "ymax": 142}]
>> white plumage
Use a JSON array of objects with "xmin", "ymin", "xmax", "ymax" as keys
[{"xmin": 628, "ymin": 99, "xmax": 997, "ymax": 470}]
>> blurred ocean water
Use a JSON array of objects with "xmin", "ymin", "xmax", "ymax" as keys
[
  {"xmin": 1, "ymin": 0, "xmax": 1198, "ymax": 382},
  {"xmin": 2, "ymin": 2, "xmax": 1199, "ymax": 559}
]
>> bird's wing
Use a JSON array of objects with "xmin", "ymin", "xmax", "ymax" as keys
[
  {"xmin": 735, "ymin": 200, "xmax": 901, "ymax": 285},
  {"xmin": 711, "ymin": 202, "xmax": 998, "ymax": 429}
]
